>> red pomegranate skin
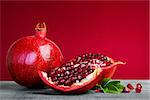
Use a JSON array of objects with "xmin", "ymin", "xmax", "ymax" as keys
[
  {"xmin": 6, "ymin": 23, "xmax": 64, "ymax": 88},
  {"xmin": 99, "ymin": 59, "xmax": 125, "ymax": 83}
]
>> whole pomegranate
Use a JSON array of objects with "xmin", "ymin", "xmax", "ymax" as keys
[
  {"xmin": 38, "ymin": 53, "xmax": 125, "ymax": 93},
  {"xmin": 6, "ymin": 23, "xmax": 64, "ymax": 88}
]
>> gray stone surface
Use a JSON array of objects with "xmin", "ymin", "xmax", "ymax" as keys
[{"xmin": 0, "ymin": 80, "xmax": 150, "ymax": 100}]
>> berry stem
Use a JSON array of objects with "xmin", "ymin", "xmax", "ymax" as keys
[{"xmin": 35, "ymin": 22, "xmax": 47, "ymax": 38}]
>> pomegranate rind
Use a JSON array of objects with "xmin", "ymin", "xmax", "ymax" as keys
[
  {"xmin": 38, "ymin": 67, "xmax": 103, "ymax": 94},
  {"xmin": 101, "ymin": 57, "xmax": 125, "ymax": 79},
  {"xmin": 7, "ymin": 36, "xmax": 64, "ymax": 88}
]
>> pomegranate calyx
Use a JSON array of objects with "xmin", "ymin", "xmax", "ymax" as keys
[{"xmin": 35, "ymin": 22, "xmax": 47, "ymax": 38}]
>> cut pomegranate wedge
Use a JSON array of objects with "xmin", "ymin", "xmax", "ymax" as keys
[
  {"xmin": 38, "ymin": 64, "xmax": 103, "ymax": 94},
  {"xmin": 38, "ymin": 53, "xmax": 125, "ymax": 93}
]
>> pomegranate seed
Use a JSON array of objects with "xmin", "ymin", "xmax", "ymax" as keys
[
  {"xmin": 53, "ymin": 77, "xmax": 57, "ymax": 81},
  {"xmin": 70, "ymin": 61, "xmax": 74, "ymax": 65},
  {"xmin": 60, "ymin": 73, "xmax": 64, "ymax": 77},
  {"xmin": 135, "ymin": 88, "xmax": 142, "ymax": 93},
  {"xmin": 82, "ymin": 74, "xmax": 87, "ymax": 78},
  {"xmin": 55, "ymin": 81, "xmax": 59, "ymax": 85},
  {"xmin": 88, "ymin": 70, "xmax": 93, "ymax": 74},
  {"xmin": 57, "ymin": 74, "xmax": 60, "ymax": 77},
  {"xmin": 95, "ymin": 89, "xmax": 101, "ymax": 93},
  {"xmin": 64, "ymin": 76, "xmax": 69, "ymax": 80},
  {"xmin": 65, "ymin": 71, "xmax": 70, "ymax": 75},
  {"xmin": 62, "ymin": 67, "xmax": 66, "ymax": 71},
  {"xmin": 122, "ymin": 87, "xmax": 130, "ymax": 93},
  {"xmin": 76, "ymin": 80, "xmax": 80, "ymax": 83},
  {"xmin": 136, "ymin": 83, "xmax": 142, "ymax": 89},
  {"xmin": 50, "ymin": 73, "xmax": 55, "ymax": 77},
  {"xmin": 95, "ymin": 60, "xmax": 100, "ymax": 64},
  {"xmin": 127, "ymin": 83, "xmax": 134, "ymax": 90},
  {"xmin": 70, "ymin": 77, "xmax": 75, "ymax": 82},
  {"xmin": 66, "ymin": 67, "xmax": 70, "ymax": 70},
  {"xmin": 81, "ymin": 64, "xmax": 86, "ymax": 68},
  {"xmin": 71, "ymin": 65, "xmax": 74, "ymax": 69},
  {"xmin": 74, "ymin": 68, "xmax": 78, "ymax": 72},
  {"xmin": 60, "ymin": 79, "xmax": 65, "ymax": 84},
  {"xmin": 103, "ymin": 57, "xmax": 107, "ymax": 61},
  {"xmin": 70, "ymin": 70, "xmax": 74, "ymax": 74},
  {"xmin": 105, "ymin": 61, "xmax": 111, "ymax": 66},
  {"xmin": 58, "ymin": 77, "xmax": 63, "ymax": 80},
  {"xmin": 78, "ymin": 76, "xmax": 82, "ymax": 80},
  {"xmin": 76, "ymin": 56, "xmax": 81, "ymax": 62},
  {"xmin": 100, "ymin": 54, "xmax": 104, "ymax": 58},
  {"xmin": 65, "ymin": 78, "xmax": 72, "ymax": 86},
  {"xmin": 78, "ymin": 69, "xmax": 82, "ymax": 73}
]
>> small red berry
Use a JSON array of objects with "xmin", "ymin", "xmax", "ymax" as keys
[
  {"xmin": 135, "ymin": 88, "xmax": 142, "ymax": 93},
  {"xmin": 127, "ymin": 83, "xmax": 134, "ymax": 90},
  {"xmin": 95, "ymin": 89, "xmax": 101, "ymax": 93},
  {"xmin": 122, "ymin": 87, "xmax": 130, "ymax": 93},
  {"xmin": 136, "ymin": 83, "xmax": 142, "ymax": 89}
]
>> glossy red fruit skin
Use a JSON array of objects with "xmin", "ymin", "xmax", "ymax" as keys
[
  {"xmin": 6, "ymin": 23, "xmax": 64, "ymax": 88},
  {"xmin": 100, "ymin": 58, "xmax": 125, "ymax": 83}
]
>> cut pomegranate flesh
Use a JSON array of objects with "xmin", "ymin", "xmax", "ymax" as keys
[
  {"xmin": 38, "ymin": 65, "xmax": 102, "ymax": 93},
  {"xmin": 38, "ymin": 53, "xmax": 124, "ymax": 93}
]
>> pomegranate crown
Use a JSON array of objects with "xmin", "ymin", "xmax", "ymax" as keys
[{"xmin": 35, "ymin": 22, "xmax": 47, "ymax": 38}]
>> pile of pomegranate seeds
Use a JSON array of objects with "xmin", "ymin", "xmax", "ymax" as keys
[
  {"xmin": 48, "ymin": 53, "xmax": 112, "ymax": 86},
  {"xmin": 73, "ymin": 53, "xmax": 112, "ymax": 67},
  {"xmin": 123, "ymin": 83, "xmax": 142, "ymax": 93},
  {"xmin": 50, "ymin": 64, "xmax": 95, "ymax": 86}
]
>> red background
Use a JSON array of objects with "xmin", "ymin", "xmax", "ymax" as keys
[{"xmin": 1, "ymin": 1, "xmax": 149, "ymax": 80}]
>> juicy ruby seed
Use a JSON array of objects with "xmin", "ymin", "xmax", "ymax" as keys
[
  {"xmin": 127, "ymin": 83, "xmax": 134, "ymax": 90},
  {"xmin": 136, "ymin": 83, "xmax": 142, "ymax": 89},
  {"xmin": 95, "ymin": 89, "xmax": 101, "ymax": 93},
  {"xmin": 123, "ymin": 87, "xmax": 130, "ymax": 93},
  {"xmin": 135, "ymin": 88, "xmax": 142, "ymax": 93},
  {"xmin": 48, "ymin": 53, "xmax": 112, "ymax": 86}
]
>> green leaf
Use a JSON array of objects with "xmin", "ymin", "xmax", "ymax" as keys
[
  {"xmin": 107, "ymin": 84, "xmax": 119, "ymax": 92},
  {"xmin": 108, "ymin": 81, "xmax": 120, "ymax": 85},
  {"xmin": 99, "ymin": 85, "xmax": 106, "ymax": 93},
  {"xmin": 115, "ymin": 84, "xmax": 125, "ymax": 92},
  {"xmin": 102, "ymin": 86, "xmax": 108, "ymax": 93},
  {"xmin": 105, "ymin": 90, "xmax": 120, "ymax": 94},
  {"xmin": 101, "ymin": 78, "xmax": 111, "ymax": 87},
  {"xmin": 105, "ymin": 81, "xmax": 120, "ymax": 87},
  {"xmin": 95, "ymin": 78, "xmax": 125, "ymax": 94}
]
